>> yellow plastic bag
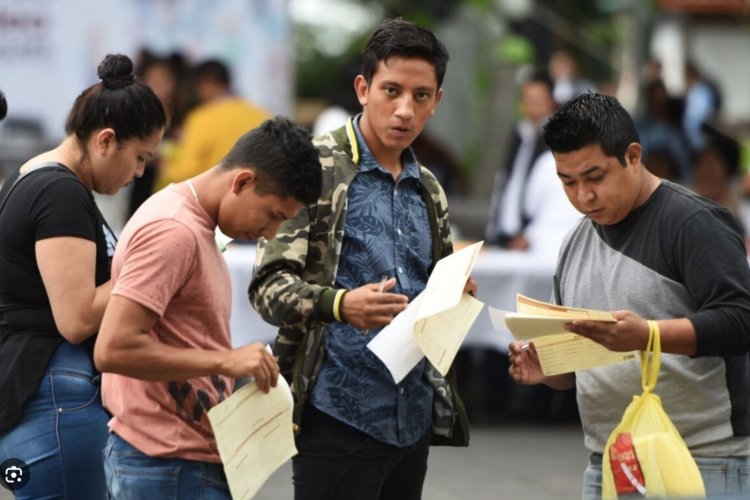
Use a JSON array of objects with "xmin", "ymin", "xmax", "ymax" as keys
[{"xmin": 602, "ymin": 320, "xmax": 705, "ymax": 499}]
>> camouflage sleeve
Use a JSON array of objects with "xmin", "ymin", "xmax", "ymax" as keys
[
  {"xmin": 437, "ymin": 181, "xmax": 453, "ymax": 260},
  {"xmin": 249, "ymin": 205, "xmax": 339, "ymax": 330},
  {"xmin": 422, "ymin": 165, "xmax": 453, "ymax": 259}
]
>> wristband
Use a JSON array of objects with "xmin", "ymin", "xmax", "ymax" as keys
[{"xmin": 332, "ymin": 289, "xmax": 347, "ymax": 322}]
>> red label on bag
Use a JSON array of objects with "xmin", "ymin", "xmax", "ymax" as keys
[{"xmin": 609, "ymin": 432, "xmax": 646, "ymax": 496}]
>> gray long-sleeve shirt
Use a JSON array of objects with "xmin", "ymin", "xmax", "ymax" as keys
[{"xmin": 555, "ymin": 181, "xmax": 750, "ymax": 456}]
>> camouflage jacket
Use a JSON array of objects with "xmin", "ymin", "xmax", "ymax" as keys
[{"xmin": 249, "ymin": 119, "xmax": 469, "ymax": 446}]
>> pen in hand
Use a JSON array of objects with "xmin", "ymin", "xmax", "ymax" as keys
[
  {"xmin": 376, "ymin": 275, "xmax": 388, "ymax": 294},
  {"xmin": 363, "ymin": 275, "xmax": 389, "ymax": 336}
]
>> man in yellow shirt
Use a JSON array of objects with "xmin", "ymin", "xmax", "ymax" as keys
[{"xmin": 156, "ymin": 59, "xmax": 270, "ymax": 190}]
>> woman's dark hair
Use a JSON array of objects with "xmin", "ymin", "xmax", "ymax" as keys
[
  {"xmin": 64, "ymin": 54, "xmax": 167, "ymax": 143},
  {"xmin": 220, "ymin": 116, "xmax": 322, "ymax": 205},
  {"xmin": 542, "ymin": 92, "xmax": 639, "ymax": 166},
  {"xmin": 361, "ymin": 18, "xmax": 449, "ymax": 87}
]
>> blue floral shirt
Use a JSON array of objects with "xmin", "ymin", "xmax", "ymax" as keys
[{"xmin": 310, "ymin": 115, "xmax": 433, "ymax": 447}]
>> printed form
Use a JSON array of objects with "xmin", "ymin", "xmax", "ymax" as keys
[
  {"xmin": 368, "ymin": 241, "xmax": 485, "ymax": 382},
  {"xmin": 208, "ymin": 376, "xmax": 297, "ymax": 500},
  {"xmin": 489, "ymin": 294, "xmax": 637, "ymax": 376}
]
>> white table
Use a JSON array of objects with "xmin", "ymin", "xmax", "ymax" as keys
[
  {"xmin": 224, "ymin": 243, "xmax": 278, "ymax": 348},
  {"xmin": 224, "ymin": 244, "xmax": 557, "ymax": 352},
  {"xmin": 465, "ymin": 247, "xmax": 556, "ymax": 351}
]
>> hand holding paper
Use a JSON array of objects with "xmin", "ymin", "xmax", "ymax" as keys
[
  {"xmin": 507, "ymin": 341, "xmax": 550, "ymax": 386},
  {"xmin": 490, "ymin": 294, "xmax": 637, "ymax": 376},
  {"xmin": 340, "ymin": 277, "xmax": 408, "ymax": 331},
  {"xmin": 208, "ymin": 375, "xmax": 296, "ymax": 500},
  {"xmin": 368, "ymin": 241, "xmax": 485, "ymax": 381},
  {"xmin": 565, "ymin": 310, "xmax": 654, "ymax": 354}
]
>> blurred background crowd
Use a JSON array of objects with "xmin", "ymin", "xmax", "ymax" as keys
[
  {"xmin": 3, "ymin": 0, "xmax": 749, "ymax": 235},
  {"xmin": 1, "ymin": 0, "xmax": 750, "ymax": 426}
]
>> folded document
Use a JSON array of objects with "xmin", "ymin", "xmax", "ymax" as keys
[
  {"xmin": 368, "ymin": 241, "xmax": 485, "ymax": 382},
  {"xmin": 490, "ymin": 294, "xmax": 637, "ymax": 376}
]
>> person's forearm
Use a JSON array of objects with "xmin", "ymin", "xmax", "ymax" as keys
[
  {"xmin": 95, "ymin": 329, "xmax": 226, "ymax": 381},
  {"xmin": 251, "ymin": 268, "xmax": 327, "ymax": 326},
  {"xmin": 89, "ymin": 279, "xmax": 113, "ymax": 329},
  {"xmin": 656, "ymin": 317, "xmax": 696, "ymax": 356},
  {"xmin": 544, "ymin": 372, "xmax": 576, "ymax": 390},
  {"xmin": 54, "ymin": 280, "xmax": 113, "ymax": 344}
]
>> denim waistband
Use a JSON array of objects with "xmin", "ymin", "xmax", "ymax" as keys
[
  {"xmin": 589, "ymin": 452, "xmax": 603, "ymax": 465},
  {"xmin": 47, "ymin": 341, "xmax": 97, "ymax": 378}
]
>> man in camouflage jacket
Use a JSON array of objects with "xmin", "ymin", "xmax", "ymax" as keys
[
  {"xmin": 250, "ymin": 118, "xmax": 469, "ymax": 444},
  {"xmin": 249, "ymin": 17, "xmax": 470, "ymax": 500}
]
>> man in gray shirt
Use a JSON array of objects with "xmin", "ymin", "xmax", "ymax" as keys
[{"xmin": 509, "ymin": 92, "xmax": 750, "ymax": 499}]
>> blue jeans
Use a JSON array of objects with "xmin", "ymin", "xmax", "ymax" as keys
[
  {"xmin": 584, "ymin": 452, "xmax": 750, "ymax": 499},
  {"xmin": 103, "ymin": 433, "xmax": 230, "ymax": 500},
  {"xmin": 0, "ymin": 342, "xmax": 109, "ymax": 499}
]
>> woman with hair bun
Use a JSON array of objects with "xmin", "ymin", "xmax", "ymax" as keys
[{"xmin": 0, "ymin": 53, "xmax": 165, "ymax": 499}]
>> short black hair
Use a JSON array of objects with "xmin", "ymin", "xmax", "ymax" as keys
[
  {"xmin": 361, "ymin": 18, "xmax": 449, "ymax": 87},
  {"xmin": 220, "ymin": 116, "xmax": 321, "ymax": 205},
  {"xmin": 542, "ymin": 92, "xmax": 639, "ymax": 166},
  {"xmin": 65, "ymin": 54, "xmax": 167, "ymax": 143},
  {"xmin": 524, "ymin": 69, "xmax": 554, "ymax": 96},
  {"xmin": 194, "ymin": 59, "xmax": 231, "ymax": 88}
]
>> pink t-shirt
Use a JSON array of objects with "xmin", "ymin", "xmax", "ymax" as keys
[{"xmin": 102, "ymin": 184, "xmax": 233, "ymax": 462}]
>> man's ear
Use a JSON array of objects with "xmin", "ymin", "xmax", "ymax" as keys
[
  {"xmin": 232, "ymin": 169, "xmax": 257, "ymax": 194},
  {"xmin": 431, "ymin": 88, "xmax": 443, "ymax": 115},
  {"xmin": 95, "ymin": 128, "xmax": 117, "ymax": 154},
  {"xmin": 626, "ymin": 142, "xmax": 642, "ymax": 168},
  {"xmin": 354, "ymin": 75, "xmax": 369, "ymax": 107}
]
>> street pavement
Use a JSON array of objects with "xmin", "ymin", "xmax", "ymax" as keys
[
  {"xmin": 1, "ymin": 423, "xmax": 587, "ymax": 499},
  {"xmin": 257, "ymin": 423, "xmax": 587, "ymax": 500}
]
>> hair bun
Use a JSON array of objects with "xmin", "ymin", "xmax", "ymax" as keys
[{"xmin": 98, "ymin": 54, "xmax": 134, "ymax": 89}]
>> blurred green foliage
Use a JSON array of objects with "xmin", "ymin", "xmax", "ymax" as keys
[
  {"xmin": 296, "ymin": 0, "xmax": 630, "ymax": 98},
  {"xmin": 357, "ymin": 0, "xmax": 459, "ymax": 25},
  {"xmin": 295, "ymin": 0, "xmax": 461, "ymax": 98}
]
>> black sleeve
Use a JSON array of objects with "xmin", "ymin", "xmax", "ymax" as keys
[
  {"xmin": 29, "ymin": 176, "xmax": 98, "ymax": 242},
  {"xmin": 676, "ymin": 208, "xmax": 750, "ymax": 356}
]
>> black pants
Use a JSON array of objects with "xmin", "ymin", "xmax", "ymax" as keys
[{"xmin": 293, "ymin": 405, "xmax": 431, "ymax": 500}]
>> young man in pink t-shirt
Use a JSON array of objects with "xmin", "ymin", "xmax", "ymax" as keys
[{"xmin": 94, "ymin": 117, "xmax": 321, "ymax": 499}]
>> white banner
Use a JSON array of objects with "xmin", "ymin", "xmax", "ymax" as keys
[{"xmin": 0, "ymin": 0, "xmax": 292, "ymax": 140}]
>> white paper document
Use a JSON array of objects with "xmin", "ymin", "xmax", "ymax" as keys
[
  {"xmin": 367, "ymin": 292, "xmax": 426, "ymax": 383},
  {"xmin": 368, "ymin": 241, "xmax": 485, "ymax": 381},
  {"xmin": 413, "ymin": 241, "xmax": 485, "ymax": 374},
  {"xmin": 208, "ymin": 376, "xmax": 297, "ymax": 500}
]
